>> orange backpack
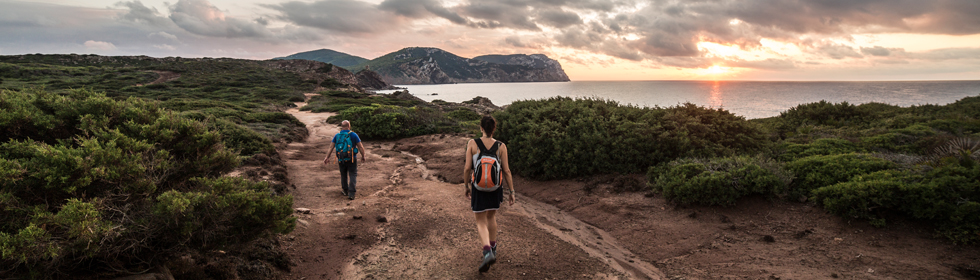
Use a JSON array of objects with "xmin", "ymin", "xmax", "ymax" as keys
[{"xmin": 471, "ymin": 140, "xmax": 502, "ymax": 192}]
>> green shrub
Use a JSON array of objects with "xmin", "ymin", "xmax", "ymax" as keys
[
  {"xmin": 329, "ymin": 104, "xmax": 458, "ymax": 139},
  {"xmin": 784, "ymin": 153, "xmax": 897, "ymax": 199},
  {"xmin": 648, "ymin": 156, "xmax": 792, "ymax": 206},
  {"xmin": 0, "ymin": 88, "xmax": 294, "ymax": 276},
  {"xmin": 446, "ymin": 108, "xmax": 481, "ymax": 121},
  {"xmin": 778, "ymin": 138, "xmax": 864, "ymax": 161},
  {"xmin": 812, "ymin": 157, "xmax": 980, "ymax": 244},
  {"xmin": 300, "ymin": 90, "xmax": 420, "ymax": 113},
  {"xmin": 494, "ymin": 97, "xmax": 770, "ymax": 180}
]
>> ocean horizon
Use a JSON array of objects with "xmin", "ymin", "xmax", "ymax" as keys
[{"xmin": 379, "ymin": 80, "xmax": 980, "ymax": 119}]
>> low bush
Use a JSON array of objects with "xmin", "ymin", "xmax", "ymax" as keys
[
  {"xmin": 300, "ymin": 91, "xmax": 421, "ymax": 113},
  {"xmin": 0, "ymin": 88, "xmax": 294, "ymax": 277},
  {"xmin": 328, "ymin": 104, "xmax": 458, "ymax": 139},
  {"xmin": 494, "ymin": 97, "xmax": 770, "ymax": 180},
  {"xmin": 778, "ymin": 138, "xmax": 864, "ymax": 161},
  {"xmin": 784, "ymin": 153, "xmax": 897, "ymax": 199},
  {"xmin": 812, "ymin": 156, "xmax": 980, "ymax": 244},
  {"xmin": 648, "ymin": 156, "xmax": 792, "ymax": 206}
]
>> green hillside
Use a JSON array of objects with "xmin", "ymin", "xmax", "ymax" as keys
[{"xmin": 273, "ymin": 49, "xmax": 369, "ymax": 67}]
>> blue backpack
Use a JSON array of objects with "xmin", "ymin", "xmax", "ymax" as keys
[{"xmin": 335, "ymin": 131, "xmax": 358, "ymax": 162}]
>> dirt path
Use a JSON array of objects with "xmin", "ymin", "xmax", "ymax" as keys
[
  {"xmin": 279, "ymin": 97, "xmax": 665, "ymax": 279},
  {"xmin": 146, "ymin": 70, "xmax": 180, "ymax": 85},
  {"xmin": 277, "ymin": 96, "xmax": 979, "ymax": 280}
]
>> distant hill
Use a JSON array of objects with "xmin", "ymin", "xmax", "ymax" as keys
[
  {"xmin": 345, "ymin": 47, "xmax": 570, "ymax": 84},
  {"xmin": 273, "ymin": 49, "xmax": 369, "ymax": 67}
]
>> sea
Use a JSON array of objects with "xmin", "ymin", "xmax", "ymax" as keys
[{"xmin": 377, "ymin": 80, "xmax": 980, "ymax": 119}]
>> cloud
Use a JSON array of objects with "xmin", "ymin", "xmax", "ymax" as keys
[
  {"xmin": 537, "ymin": 9, "xmax": 582, "ymax": 28},
  {"xmin": 817, "ymin": 44, "xmax": 863, "ymax": 59},
  {"xmin": 154, "ymin": 44, "xmax": 176, "ymax": 50},
  {"xmin": 148, "ymin": 31, "xmax": 179, "ymax": 42},
  {"xmin": 114, "ymin": 1, "xmax": 170, "ymax": 26},
  {"xmin": 85, "ymin": 40, "xmax": 117, "ymax": 51},
  {"xmin": 909, "ymin": 48, "xmax": 980, "ymax": 61},
  {"xmin": 860, "ymin": 46, "xmax": 900, "ymax": 57},
  {"xmin": 169, "ymin": 0, "xmax": 271, "ymax": 38},
  {"xmin": 505, "ymin": 36, "xmax": 527, "ymax": 48},
  {"xmin": 264, "ymin": 0, "xmax": 402, "ymax": 35},
  {"xmin": 462, "ymin": 2, "xmax": 540, "ymax": 30},
  {"xmin": 729, "ymin": 58, "xmax": 795, "ymax": 69},
  {"xmin": 379, "ymin": 0, "xmax": 468, "ymax": 25}
]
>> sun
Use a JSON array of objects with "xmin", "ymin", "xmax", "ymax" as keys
[{"xmin": 707, "ymin": 65, "xmax": 726, "ymax": 74}]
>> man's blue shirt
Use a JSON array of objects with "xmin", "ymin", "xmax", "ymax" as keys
[{"xmin": 332, "ymin": 130, "xmax": 361, "ymax": 146}]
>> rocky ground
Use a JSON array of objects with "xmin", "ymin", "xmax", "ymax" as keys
[{"xmin": 277, "ymin": 98, "xmax": 980, "ymax": 280}]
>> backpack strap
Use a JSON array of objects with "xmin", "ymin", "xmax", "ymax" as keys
[{"xmin": 474, "ymin": 139, "xmax": 501, "ymax": 156}]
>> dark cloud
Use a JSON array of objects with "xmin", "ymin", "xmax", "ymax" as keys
[
  {"xmin": 462, "ymin": 2, "xmax": 540, "ymax": 30},
  {"xmin": 860, "ymin": 46, "xmax": 899, "ymax": 57},
  {"xmin": 817, "ymin": 44, "xmax": 863, "ymax": 59},
  {"xmin": 264, "ymin": 0, "xmax": 402, "ymax": 35},
  {"xmin": 169, "ymin": 0, "xmax": 271, "ymax": 38},
  {"xmin": 537, "ymin": 9, "xmax": 582, "ymax": 28},
  {"xmin": 379, "ymin": 0, "xmax": 468, "ymax": 24},
  {"xmin": 114, "ymin": 1, "xmax": 170, "ymax": 26}
]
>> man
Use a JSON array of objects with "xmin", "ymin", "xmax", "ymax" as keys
[{"xmin": 324, "ymin": 120, "xmax": 368, "ymax": 200}]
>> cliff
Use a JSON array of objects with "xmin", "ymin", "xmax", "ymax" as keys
[
  {"xmin": 349, "ymin": 47, "xmax": 570, "ymax": 85},
  {"xmin": 355, "ymin": 70, "xmax": 399, "ymax": 90}
]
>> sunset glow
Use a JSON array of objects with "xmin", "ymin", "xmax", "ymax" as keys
[{"xmin": 2, "ymin": 0, "xmax": 978, "ymax": 81}]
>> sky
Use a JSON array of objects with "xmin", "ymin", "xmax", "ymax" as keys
[{"xmin": 2, "ymin": 0, "xmax": 979, "ymax": 81}]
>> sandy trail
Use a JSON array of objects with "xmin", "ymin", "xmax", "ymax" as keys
[{"xmin": 279, "ymin": 97, "xmax": 665, "ymax": 279}]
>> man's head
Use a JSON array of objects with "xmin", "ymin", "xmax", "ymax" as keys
[{"xmin": 341, "ymin": 120, "xmax": 351, "ymax": 130}]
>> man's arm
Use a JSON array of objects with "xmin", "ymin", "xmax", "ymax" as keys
[
  {"xmin": 356, "ymin": 141, "xmax": 367, "ymax": 162},
  {"xmin": 323, "ymin": 137, "xmax": 335, "ymax": 165}
]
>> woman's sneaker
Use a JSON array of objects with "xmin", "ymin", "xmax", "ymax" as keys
[{"xmin": 478, "ymin": 249, "xmax": 495, "ymax": 273}]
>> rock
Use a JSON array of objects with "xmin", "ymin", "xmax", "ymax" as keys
[
  {"xmin": 295, "ymin": 208, "xmax": 312, "ymax": 214},
  {"xmin": 376, "ymin": 216, "xmax": 388, "ymax": 223},
  {"xmin": 297, "ymin": 219, "xmax": 310, "ymax": 227},
  {"xmin": 355, "ymin": 69, "xmax": 396, "ymax": 90},
  {"xmin": 353, "ymin": 215, "xmax": 363, "ymax": 220},
  {"xmin": 762, "ymin": 235, "xmax": 776, "ymax": 243}
]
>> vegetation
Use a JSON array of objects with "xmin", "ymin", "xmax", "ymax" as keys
[
  {"xmin": 643, "ymin": 95, "xmax": 980, "ymax": 243},
  {"xmin": 648, "ymin": 156, "xmax": 792, "ymax": 206},
  {"xmin": 493, "ymin": 97, "xmax": 770, "ymax": 180},
  {"xmin": 0, "ymin": 55, "xmax": 318, "ymax": 156},
  {"xmin": 0, "ymin": 88, "xmax": 294, "ymax": 277},
  {"xmin": 301, "ymin": 90, "xmax": 481, "ymax": 139}
]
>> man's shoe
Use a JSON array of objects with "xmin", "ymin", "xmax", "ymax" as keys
[
  {"xmin": 478, "ymin": 249, "xmax": 495, "ymax": 273},
  {"xmin": 348, "ymin": 195, "xmax": 355, "ymax": 200},
  {"xmin": 341, "ymin": 189, "xmax": 349, "ymax": 197}
]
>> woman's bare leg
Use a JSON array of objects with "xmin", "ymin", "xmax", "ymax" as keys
[
  {"xmin": 474, "ymin": 211, "xmax": 491, "ymax": 247},
  {"xmin": 486, "ymin": 210, "xmax": 498, "ymax": 243}
]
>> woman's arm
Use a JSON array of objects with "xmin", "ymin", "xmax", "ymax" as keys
[
  {"xmin": 499, "ymin": 143, "xmax": 516, "ymax": 205},
  {"xmin": 462, "ymin": 140, "xmax": 475, "ymax": 198}
]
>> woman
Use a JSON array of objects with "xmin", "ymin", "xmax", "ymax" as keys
[{"xmin": 463, "ymin": 115, "xmax": 516, "ymax": 273}]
